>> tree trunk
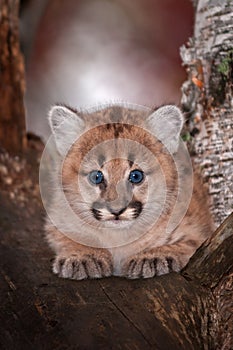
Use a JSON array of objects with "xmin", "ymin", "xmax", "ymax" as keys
[
  {"xmin": 180, "ymin": 0, "xmax": 233, "ymax": 226},
  {"xmin": 0, "ymin": 0, "xmax": 26, "ymax": 154}
]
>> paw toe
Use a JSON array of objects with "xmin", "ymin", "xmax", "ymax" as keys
[
  {"xmin": 141, "ymin": 259, "xmax": 156, "ymax": 278},
  {"xmin": 52, "ymin": 254, "xmax": 112, "ymax": 280},
  {"xmin": 127, "ymin": 258, "xmax": 155, "ymax": 279},
  {"xmin": 125, "ymin": 254, "xmax": 182, "ymax": 279},
  {"xmin": 155, "ymin": 257, "xmax": 181, "ymax": 276},
  {"xmin": 53, "ymin": 256, "xmax": 66, "ymax": 275}
]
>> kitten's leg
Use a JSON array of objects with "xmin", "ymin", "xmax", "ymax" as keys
[
  {"xmin": 46, "ymin": 226, "xmax": 113, "ymax": 280},
  {"xmin": 122, "ymin": 241, "xmax": 200, "ymax": 279}
]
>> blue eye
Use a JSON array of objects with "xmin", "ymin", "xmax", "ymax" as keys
[
  {"xmin": 89, "ymin": 170, "xmax": 104, "ymax": 185},
  {"xmin": 129, "ymin": 169, "xmax": 144, "ymax": 184}
]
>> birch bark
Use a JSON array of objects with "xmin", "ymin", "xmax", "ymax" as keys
[{"xmin": 180, "ymin": 0, "xmax": 233, "ymax": 225}]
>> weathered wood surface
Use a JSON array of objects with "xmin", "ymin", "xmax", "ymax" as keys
[{"xmin": 0, "ymin": 180, "xmax": 232, "ymax": 350}]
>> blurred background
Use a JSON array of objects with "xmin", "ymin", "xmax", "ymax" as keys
[{"xmin": 20, "ymin": 0, "xmax": 193, "ymax": 141}]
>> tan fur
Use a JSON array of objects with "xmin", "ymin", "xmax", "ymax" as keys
[{"xmin": 45, "ymin": 104, "xmax": 214, "ymax": 279}]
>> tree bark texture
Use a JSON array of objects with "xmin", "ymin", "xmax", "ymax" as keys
[
  {"xmin": 0, "ymin": 0, "xmax": 26, "ymax": 154},
  {"xmin": 180, "ymin": 0, "xmax": 233, "ymax": 226}
]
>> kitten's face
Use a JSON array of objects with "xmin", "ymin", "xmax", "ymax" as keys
[
  {"xmin": 45, "ymin": 104, "xmax": 184, "ymax": 246},
  {"xmin": 61, "ymin": 123, "xmax": 177, "ymax": 230},
  {"xmin": 80, "ymin": 158, "xmax": 147, "ymax": 225}
]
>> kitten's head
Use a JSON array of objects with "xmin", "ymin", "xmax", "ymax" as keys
[{"xmin": 48, "ymin": 104, "xmax": 183, "ymax": 233}]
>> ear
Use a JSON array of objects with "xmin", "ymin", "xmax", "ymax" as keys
[
  {"xmin": 48, "ymin": 105, "xmax": 85, "ymax": 156},
  {"xmin": 146, "ymin": 105, "xmax": 184, "ymax": 154}
]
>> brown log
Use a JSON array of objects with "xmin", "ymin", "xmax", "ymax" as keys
[{"xmin": 0, "ymin": 0, "xmax": 26, "ymax": 154}]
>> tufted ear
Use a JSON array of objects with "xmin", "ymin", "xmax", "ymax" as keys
[
  {"xmin": 146, "ymin": 105, "xmax": 184, "ymax": 154},
  {"xmin": 48, "ymin": 105, "xmax": 85, "ymax": 156}
]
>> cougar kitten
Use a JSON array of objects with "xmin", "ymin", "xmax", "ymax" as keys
[{"xmin": 44, "ymin": 103, "xmax": 213, "ymax": 279}]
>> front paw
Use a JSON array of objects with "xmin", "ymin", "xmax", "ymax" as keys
[
  {"xmin": 53, "ymin": 251, "xmax": 113, "ymax": 280},
  {"xmin": 123, "ymin": 249, "xmax": 185, "ymax": 279}
]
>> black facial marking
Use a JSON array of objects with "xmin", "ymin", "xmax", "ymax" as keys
[
  {"xmin": 128, "ymin": 159, "xmax": 134, "ymax": 167},
  {"xmin": 104, "ymin": 122, "xmax": 133, "ymax": 138},
  {"xmin": 91, "ymin": 208, "xmax": 102, "ymax": 221},
  {"xmin": 113, "ymin": 124, "xmax": 124, "ymax": 138},
  {"xmin": 129, "ymin": 201, "xmax": 143, "ymax": 218}
]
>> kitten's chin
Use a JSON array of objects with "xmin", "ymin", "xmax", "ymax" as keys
[{"xmin": 102, "ymin": 219, "xmax": 134, "ymax": 229}]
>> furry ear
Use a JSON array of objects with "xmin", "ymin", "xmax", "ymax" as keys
[
  {"xmin": 48, "ymin": 105, "xmax": 85, "ymax": 156},
  {"xmin": 146, "ymin": 105, "xmax": 184, "ymax": 154}
]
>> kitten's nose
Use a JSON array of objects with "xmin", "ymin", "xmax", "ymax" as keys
[{"xmin": 109, "ymin": 207, "xmax": 126, "ymax": 217}]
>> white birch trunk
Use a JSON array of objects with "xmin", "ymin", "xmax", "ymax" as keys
[{"xmin": 180, "ymin": 0, "xmax": 233, "ymax": 226}]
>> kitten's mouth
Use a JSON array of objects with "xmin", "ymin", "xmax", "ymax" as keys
[
  {"xmin": 92, "ymin": 209, "xmax": 133, "ymax": 222},
  {"xmin": 91, "ymin": 202, "xmax": 142, "ymax": 222}
]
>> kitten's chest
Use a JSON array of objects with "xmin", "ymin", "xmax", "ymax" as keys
[{"xmin": 108, "ymin": 228, "xmax": 168, "ymax": 275}]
